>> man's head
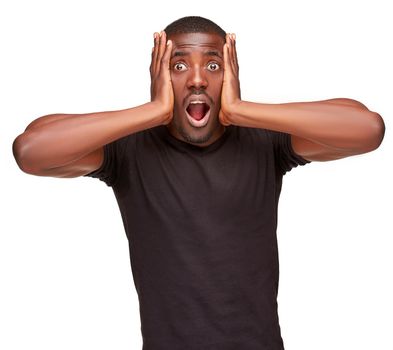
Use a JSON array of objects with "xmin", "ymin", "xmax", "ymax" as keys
[{"xmin": 164, "ymin": 16, "xmax": 227, "ymax": 147}]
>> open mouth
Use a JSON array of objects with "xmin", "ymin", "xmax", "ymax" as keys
[
  {"xmin": 186, "ymin": 102, "xmax": 210, "ymax": 121},
  {"xmin": 185, "ymin": 101, "xmax": 211, "ymax": 128}
]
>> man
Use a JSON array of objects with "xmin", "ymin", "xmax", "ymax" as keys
[{"xmin": 13, "ymin": 16, "xmax": 384, "ymax": 350}]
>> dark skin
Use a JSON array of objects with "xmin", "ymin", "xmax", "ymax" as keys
[
  {"xmin": 13, "ymin": 30, "xmax": 384, "ymax": 178},
  {"xmin": 151, "ymin": 30, "xmax": 385, "ymax": 160},
  {"xmin": 167, "ymin": 32, "xmax": 226, "ymax": 146},
  {"xmin": 150, "ymin": 31, "xmax": 237, "ymax": 147}
]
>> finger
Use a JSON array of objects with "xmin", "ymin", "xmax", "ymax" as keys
[
  {"xmin": 229, "ymin": 33, "xmax": 237, "ymax": 76},
  {"xmin": 151, "ymin": 32, "xmax": 159, "ymax": 75},
  {"xmin": 156, "ymin": 31, "xmax": 166, "ymax": 70},
  {"xmin": 231, "ymin": 33, "xmax": 239, "ymax": 75},
  {"xmin": 225, "ymin": 34, "xmax": 235, "ymax": 77},
  {"xmin": 149, "ymin": 33, "xmax": 154, "ymax": 74},
  {"xmin": 223, "ymin": 42, "xmax": 231, "ymax": 79},
  {"xmin": 161, "ymin": 39, "xmax": 173, "ymax": 72}
]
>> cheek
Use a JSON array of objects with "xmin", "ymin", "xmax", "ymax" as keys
[
  {"xmin": 171, "ymin": 77, "xmax": 185, "ymax": 102},
  {"xmin": 214, "ymin": 74, "xmax": 224, "ymax": 93},
  {"xmin": 212, "ymin": 80, "xmax": 224, "ymax": 104}
]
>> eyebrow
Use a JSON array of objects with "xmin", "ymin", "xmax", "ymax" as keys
[{"xmin": 171, "ymin": 50, "xmax": 222, "ymax": 59}]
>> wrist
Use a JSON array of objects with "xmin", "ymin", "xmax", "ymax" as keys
[
  {"xmin": 230, "ymin": 100, "xmax": 272, "ymax": 129},
  {"xmin": 148, "ymin": 101, "xmax": 173, "ymax": 125},
  {"xmin": 226, "ymin": 99, "xmax": 244, "ymax": 125}
]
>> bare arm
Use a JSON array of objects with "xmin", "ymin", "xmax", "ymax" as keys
[
  {"xmin": 13, "ymin": 31, "xmax": 174, "ymax": 177},
  {"xmin": 231, "ymin": 98, "xmax": 384, "ymax": 160},
  {"xmin": 13, "ymin": 104, "xmax": 167, "ymax": 176},
  {"xmin": 14, "ymin": 114, "xmax": 104, "ymax": 178},
  {"xmin": 219, "ymin": 34, "xmax": 385, "ymax": 162},
  {"xmin": 289, "ymin": 98, "xmax": 378, "ymax": 161}
]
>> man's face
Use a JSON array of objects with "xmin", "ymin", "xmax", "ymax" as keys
[{"xmin": 166, "ymin": 32, "xmax": 226, "ymax": 147}]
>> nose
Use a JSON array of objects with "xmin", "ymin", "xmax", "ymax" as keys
[{"xmin": 186, "ymin": 65, "xmax": 208, "ymax": 90}]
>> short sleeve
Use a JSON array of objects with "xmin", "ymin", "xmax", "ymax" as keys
[
  {"xmin": 83, "ymin": 135, "xmax": 130, "ymax": 187},
  {"xmin": 267, "ymin": 130, "xmax": 311, "ymax": 176}
]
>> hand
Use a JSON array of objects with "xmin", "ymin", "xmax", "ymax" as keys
[
  {"xmin": 219, "ymin": 33, "xmax": 242, "ymax": 126},
  {"xmin": 149, "ymin": 31, "xmax": 174, "ymax": 125}
]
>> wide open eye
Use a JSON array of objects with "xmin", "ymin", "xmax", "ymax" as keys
[
  {"xmin": 207, "ymin": 62, "xmax": 220, "ymax": 71},
  {"xmin": 173, "ymin": 62, "xmax": 187, "ymax": 71}
]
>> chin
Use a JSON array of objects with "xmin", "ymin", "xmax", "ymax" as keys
[
  {"xmin": 168, "ymin": 109, "xmax": 223, "ymax": 145},
  {"xmin": 178, "ymin": 123, "xmax": 215, "ymax": 145}
]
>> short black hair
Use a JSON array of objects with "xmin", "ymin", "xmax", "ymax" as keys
[{"xmin": 164, "ymin": 16, "xmax": 226, "ymax": 41}]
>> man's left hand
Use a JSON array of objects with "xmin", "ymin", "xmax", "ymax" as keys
[{"xmin": 219, "ymin": 33, "xmax": 242, "ymax": 126}]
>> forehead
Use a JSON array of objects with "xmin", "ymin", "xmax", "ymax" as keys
[{"xmin": 168, "ymin": 32, "xmax": 225, "ymax": 52}]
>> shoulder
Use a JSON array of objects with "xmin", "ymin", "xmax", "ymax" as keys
[{"xmin": 235, "ymin": 126, "xmax": 271, "ymax": 144}]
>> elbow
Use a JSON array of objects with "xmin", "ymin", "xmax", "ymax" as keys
[
  {"xmin": 360, "ymin": 112, "xmax": 385, "ymax": 153},
  {"xmin": 12, "ymin": 133, "xmax": 42, "ymax": 175}
]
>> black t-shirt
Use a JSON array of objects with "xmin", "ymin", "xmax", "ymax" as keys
[{"xmin": 85, "ymin": 125, "xmax": 311, "ymax": 349}]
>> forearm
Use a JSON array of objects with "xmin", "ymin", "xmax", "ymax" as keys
[
  {"xmin": 13, "ymin": 101, "xmax": 166, "ymax": 172},
  {"xmin": 231, "ymin": 99, "xmax": 385, "ymax": 151}
]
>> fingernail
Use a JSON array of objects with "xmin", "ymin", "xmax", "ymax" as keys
[{"xmin": 167, "ymin": 40, "xmax": 171, "ymax": 46}]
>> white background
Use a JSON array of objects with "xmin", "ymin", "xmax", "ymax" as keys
[{"xmin": 1, "ymin": 0, "xmax": 392, "ymax": 349}]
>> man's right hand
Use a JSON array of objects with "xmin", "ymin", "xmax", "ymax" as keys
[
  {"xmin": 13, "ymin": 31, "xmax": 175, "ymax": 178},
  {"xmin": 149, "ymin": 31, "xmax": 174, "ymax": 125}
]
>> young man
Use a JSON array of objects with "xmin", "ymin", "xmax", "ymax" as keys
[{"xmin": 13, "ymin": 16, "xmax": 384, "ymax": 350}]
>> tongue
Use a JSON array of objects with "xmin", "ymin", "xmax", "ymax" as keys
[{"xmin": 187, "ymin": 104, "xmax": 205, "ymax": 121}]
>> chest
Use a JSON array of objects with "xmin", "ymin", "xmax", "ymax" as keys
[{"xmin": 118, "ymin": 140, "xmax": 279, "ymax": 220}]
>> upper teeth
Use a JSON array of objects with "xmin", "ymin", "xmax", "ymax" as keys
[{"xmin": 190, "ymin": 101, "xmax": 204, "ymax": 104}]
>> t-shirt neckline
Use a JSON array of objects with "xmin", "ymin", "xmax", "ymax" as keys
[{"xmin": 158, "ymin": 125, "xmax": 233, "ymax": 154}]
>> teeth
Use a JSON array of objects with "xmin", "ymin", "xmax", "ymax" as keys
[{"xmin": 189, "ymin": 101, "xmax": 205, "ymax": 104}]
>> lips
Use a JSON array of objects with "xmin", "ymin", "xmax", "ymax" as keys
[
  {"xmin": 186, "ymin": 102, "xmax": 210, "ymax": 121},
  {"xmin": 185, "ymin": 94, "xmax": 211, "ymax": 106},
  {"xmin": 184, "ymin": 95, "xmax": 212, "ymax": 121}
]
